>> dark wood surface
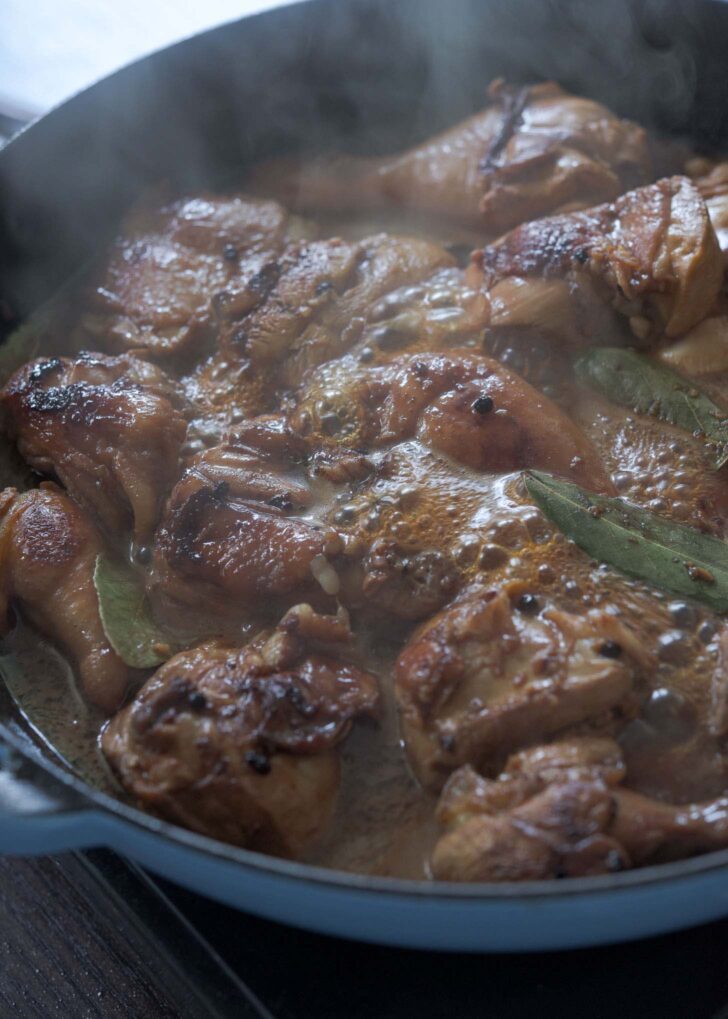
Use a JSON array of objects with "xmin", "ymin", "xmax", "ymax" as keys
[
  {"xmin": 0, "ymin": 855, "xmax": 183, "ymax": 1018},
  {"xmin": 0, "ymin": 853, "xmax": 264, "ymax": 1019}
]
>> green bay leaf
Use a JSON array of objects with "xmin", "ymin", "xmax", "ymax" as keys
[
  {"xmin": 94, "ymin": 555, "xmax": 176, "ymax": 669},
  {"xmin": 524, "ymin": 470, "xmax": 728, "ymax": 612},
  {"xmin": 575, "ymin": 347, "xmax": 728, "ymax": 469}
]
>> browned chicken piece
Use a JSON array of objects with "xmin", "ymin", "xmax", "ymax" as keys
[
  {"xmin": 1, "ymin": 352, "xmax": 189, "ymax": 543},
  {"xmin": 692, "ymin": 158, "xmax": 728, "ymax": 261},
  {"xmin": 184, "ymin": 233, "xmax": 454, "ymax": 443},
  {"xmin": 432, "ymin": 738, "xmax": 728, "ymax": 881},
  {"xmin": 150, "ymin": 417, "xmax": 346, "ymax": 630},
  {"xmin": 102, "ymin": 605, "xmax": 380, "ymax": 855},
  {"xmin": 156, "ymin": 407, "xmax": 486, "ymax": 631},
  {"xmin": 469, "ymin": 175, "xmax": 723, "ymax": 347},
  {"xmin": 293, "ymin": 350, "xmax": 611, "ymax": 492},
  {"xmin": 657, "ymin": 160, "xmax": 728, "ymax": 375},
  {"xmin": 251, "ymin": 80, "xmax": 651, "ymax": 235},
  {"xmin": 75, "ymin": 193, "xmax": 298, "ymax": 360},
  {"xmin": 395, "ymin": 581, "xmax": 651, "ymax": 790},
  {"xmin": 0, "ymin": 484, "xmax": 130, "ymax": 713}
]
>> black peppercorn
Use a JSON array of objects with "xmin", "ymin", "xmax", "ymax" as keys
[
  {"xmin": 135, "ymin": 545, "xmax": 152, "ymax": 565},
  {"xmin": 320, "ymin": 412, "xmax": 342, "ymax": 435},
  {"xmin": 223, "ymin": 243, "xmax": 238, "ymax": 261},
  {"xmin": 472, "ymin": 394, "xmax": 494, "ymax": 415},
  {"xmin": 245, "ymin": 750, "xmax": 272, "ymax": 775},
  {"xmin": 598, "ymin": 640, "xmax": 622, "ymax": 658},
  {"xmin": 698, "ymin": 621, "xmax": 717, "ymax": 644},
  {"xmin": 516, "ymin": 593, "xmax": 539, "ymax": 613},
  {"xmin": 188, "ymin": 691, "xmax": 207, "ymax": 711},
  {"xmin": 268, "ymin": 493, "xmax": 293, "ymax": 511}
]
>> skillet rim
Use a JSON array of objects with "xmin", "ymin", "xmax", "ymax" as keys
[{"xmin": 5, "ymin": 713, "xmax": 728, "ymax": 900}]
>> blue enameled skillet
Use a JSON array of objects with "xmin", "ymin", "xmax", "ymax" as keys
[{"xmin": 3, "ymin": 0, "xmax": 728, "ymax": 951}]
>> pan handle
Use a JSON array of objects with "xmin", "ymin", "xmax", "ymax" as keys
[{"xmin": 0, "ymin": 733, "xmax": 107, "ymax": 854}]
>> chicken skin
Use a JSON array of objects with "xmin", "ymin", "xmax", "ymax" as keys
[
  {"xmin": 102, "ymin": 605, "xmax": 379, "ymax": 855},
  {"xmin": 185, "ymin": 232, "xmax": 454, "ymax": 443},
  {"xmin": 0, "ymin": 484, "xmax": 130, "ymax": 712},
  {"xmin": 150, "ymin": 417, "xmax": 345, "ymax": 630},
  {"xmin": 470, "ymin": 175, "xmax": 723, "ymax": 348},
  {"xmin": 395, "ymin": 582, "xmax": 651, "ymax": 789},
  {"xmin": 293, "ymin": 350, "xmax": 611, "ymax": 491},
  {"xmin": 75, "ymin": 193, "xmax": 298, "ymax": 360},
  {"xmin": 1, "ymin": 352, "xmax": 189, "ymax": 543},
  {"xmin": 157, "ymin": 350, "xmax": 609, "ymax": 631},
  {"xmin": 252, "ymin": 80, "xmax": 652, "ymax": 234},
  {"xmin": 432, "ymin": 738, "xmax": 728, "ymax": 881}
]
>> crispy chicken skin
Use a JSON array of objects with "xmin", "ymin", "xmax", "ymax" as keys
[
  {"xmin": 102, "ymin": 605, "xmax": 380, "ymax": 854},
  {"xmin": 251, "ymin": 81, "xmax": 652, "ymax": 234},
  {"xmin": 395, "ymin": 582, "xmax": 651, "ymax": 789},
  {"xmin": 150, "ymin": 418, "xmax": 343, "ymax": 627},
  {"xmin": 76, "ymin": 193, "xmax": 296, "ymax": 359},
  {"xmin": 0, "ymin": 484, "xmax": 130, "ymax": 712},
  {"xmin": 293, "ymin": 350, "xmax": 611, "ymax": 491},
  {"xmin": 470, "ymin": 175, "xmax": 723, "ymax": 346},
  {"xmin": 432, "ymin": 738, "xmax": 728, "ymax": 881},
  {"xmin": 1, "ymin": 352, "xmax": 188, "ymax": 542}
]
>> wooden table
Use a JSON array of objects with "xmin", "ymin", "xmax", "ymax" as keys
[
  {"xmin": 0, "ymin": 856, "xmax": 180, "ymax": 1017},
  {"xmin": 0, "ymin": 854, "xmax": 263, "ymax": 1018}
]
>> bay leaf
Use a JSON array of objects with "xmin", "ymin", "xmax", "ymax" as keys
[
  {"xmin": 574, "ymin": 347, "xmax": 728, "ymax": 468},
  {"xmin": 524, "ymin": 470, "xmax": 728, "ymax": 612},
  {"xmin": 94, "ymin": 555, "xmax": 176, "ymax": 669}
]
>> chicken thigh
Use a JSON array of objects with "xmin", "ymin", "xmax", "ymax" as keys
[
  {"xmin": 432, "ymin": 737, "xmax": 728, "ymax": 880},
  {"xmin": 395, "ymin": 582, "xmax": 651, "ymax": 788},
  {"xmin": 1, "ymin": 352, "xmax": 188, "ymax": 543},
  {"xmin": 72, "ymin": 192, "xmax": 303, "ymax": 361},
  {"xmin": 470, "ymin": 175, "xmax": 723, "ymax": 348},
  {"xmin": 293, "ymin": 350, "xmax": 610, "ymax": 490},
  {"xmin": 185, "ymin": 232, "xmax": 454, "ymax": 443},
  {"xmin": 150, "ymin": 417, "xmax": 346, "ymax": 630},
  {"xmin": 102, "ymin": 604, "xmax": 380, "ymax": 855}
]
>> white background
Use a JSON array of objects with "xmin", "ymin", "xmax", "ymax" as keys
[{"xmin": 0, "ymin": 0, "xmax": 290, "ymax": 118}]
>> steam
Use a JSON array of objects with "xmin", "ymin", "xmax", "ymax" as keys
[{"xmin": 0, "ymin": 0, "xmax": 719, "ymax": 322}]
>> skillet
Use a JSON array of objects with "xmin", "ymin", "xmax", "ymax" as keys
[{"xmin": 3, "ymin": 0, "xmax": 728, "ymax": 952}]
